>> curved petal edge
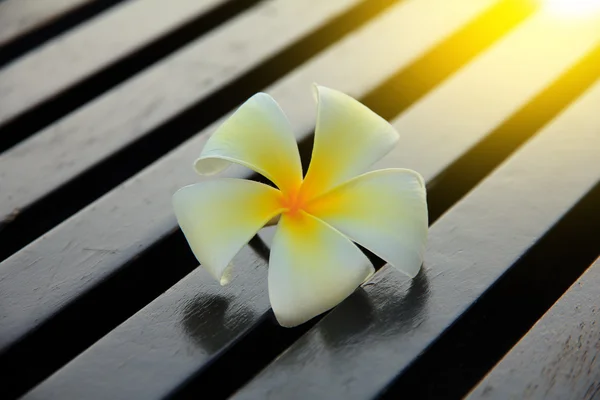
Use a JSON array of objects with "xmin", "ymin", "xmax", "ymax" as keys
[
  {"xmin": 172, "ymin": 179, "xmax": 284, "ymax": 281},
  {"xmin": 195, "ymin": 93, "xmax": 303, "ymax": 195},
  {"xmin": 306, "ymin": 168, "xmax": 428, "ymax": 278},
  {"xmin": 301, "ymin": 84, "xmax": 400, "ymax": 201},
  {"xmin": 268, "ymin": 211, "xmax": 374, "ymax": 327}
]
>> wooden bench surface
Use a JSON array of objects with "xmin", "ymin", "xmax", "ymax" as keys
[
  {"xmin": 0, "ymin": 0, "xmax": 599, "ymax": 398},
  {"xmin": 467, "ymin": 256, "xmax": 600, "ymax": 400}
]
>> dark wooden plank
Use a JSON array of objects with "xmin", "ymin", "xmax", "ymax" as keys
[
  {"xmin": 0, "ymin": 0, "xmax": 125, "ymax": 66},
  {"xmin": 231, "ymin": 75, "xmax": 600, "ymax": 399},
  {"xmin": 0, "ymin": 0, "xmax": 259, "ymax": 153},
  {"xmin": 25, "ymin": 7, "xmax": 600, "ymax": 400},
  {"xmin": 2, "ymin": 0, "xmax": 521, "ymax": 397},
  {"xmin": 467, "ymin": 256, "xmax": 600, "ymax": 400},
  {"xmin": 0, "ymin": 0, "xmax": 402, "ymax": 262}
]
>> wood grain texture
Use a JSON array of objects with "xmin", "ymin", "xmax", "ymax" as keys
[
  {"xmin": 0, "ymin": 0, "xmax": 230, "ymax": 129},
  {"xmin": 467, "ymin": 257, "xmax": 600, "ymax": 400},
  {"xmin": 231, "ymin": 75, "xmax": 600, "ymax": 400}
]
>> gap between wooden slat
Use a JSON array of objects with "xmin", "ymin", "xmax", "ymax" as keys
[{"xmin": 0, "ymin": 0, "xmax": 127, "ymax": 68}]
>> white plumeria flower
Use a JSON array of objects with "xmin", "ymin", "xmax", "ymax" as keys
[{"xmin": 172, "ymin": 85, "xmax": 428, "ymax": 327}]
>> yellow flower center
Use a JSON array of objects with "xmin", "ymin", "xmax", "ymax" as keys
[{"xmin": 280, "ymin": 187, "xmax": 306, "ymax": 217}]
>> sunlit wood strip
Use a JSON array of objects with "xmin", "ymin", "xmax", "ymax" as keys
[{"xmin": 376, "ymin": 9, "xmax": 600, "ymax": 180}]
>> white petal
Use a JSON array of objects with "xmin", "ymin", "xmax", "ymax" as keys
[
  {"xmin": 172, "ymin": 179, "xmax": 284, "ymax": 282},
  {"xmin": 269, "ymin": 211, "xmax": 374, "ymax": 327},
  {"xmin": 305, "ymin": 169, "xmax": 428, "ymax": 278},
  {"xmin": 300, "ymin": 85, "xmax": 399, "ymax": 201},
  {"xmin": 195, "ymin": 93, "xmax": 303, "ymax": 195}
]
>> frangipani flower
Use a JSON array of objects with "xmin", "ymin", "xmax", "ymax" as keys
[{"xmin": 172, "ymin": 85, "xmax": 428, "ymax": 327}]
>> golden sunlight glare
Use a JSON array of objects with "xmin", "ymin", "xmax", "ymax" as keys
[{"xmin": 543, "ymin": 0, "xmax": 600, "ymax": 16}]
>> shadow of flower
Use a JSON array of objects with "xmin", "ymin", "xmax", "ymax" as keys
[{"xmin": 319, "ymin": 267, "xmax": 430, "ymax": 348}]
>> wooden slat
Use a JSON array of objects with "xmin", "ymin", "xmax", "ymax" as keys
[
  {"xmin": 467, "ymin": 257, "xmax": 600, "ymax": 400},
  {"xmin": 3, "ymin": 0, "xmax": 512, "ymax": 398},
  {"xmin": 231, "ymin": 74, "xmax": 600, "ymax": 400},
  {"xmin": 23, "ymin": 8, "xmax": 600, "ymax": 400},
  {"xmin": 0, "ymin": 0, "xmax": 240, "ymax": 150},
  {"xmin": 0, "ymin": 0, "xmax": 108, "ymax": 48},
  {"xmin": 0, "ymin": 0, "xmax": 400, "ymax": 262}
]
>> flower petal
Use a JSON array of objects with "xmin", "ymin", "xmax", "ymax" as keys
[
  {"xmin": 300, "ymin": 85, "xmax": 399, "ymax": 201},
  {"xmin": 195, "ymin": 93, "xmax": 303, "ymax": 195},
  {"xmin": 172, "ymin": 179, "xmax": 284, "ymax": 284},
  {"xmin": 305, "ymin": 169, "xmax": 427, "ymax": 278},
  {"xmin": 269, "ymin": 211, "xmax": 374, "ymax": 327}
]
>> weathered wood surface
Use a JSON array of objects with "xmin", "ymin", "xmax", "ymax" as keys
[
  {"xmin": 1, "ymin": 1, "xmax": 506, "ymax": 397},
  {"xmin": 21, "ymin": 5, "xmax": 600, "ymax": 400},
  {"xmin": 467, "ymin": 257, "xmax": 600, "ymax": 400},
  {"xmin": 1, "ymin": 0, "xmax": 599, "ymax": 398}
]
